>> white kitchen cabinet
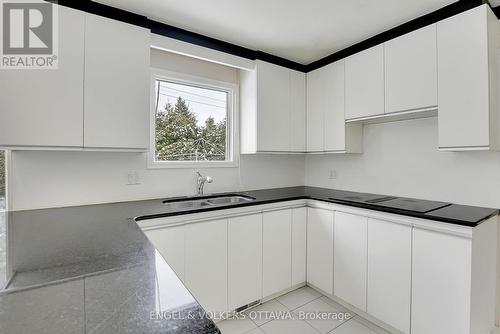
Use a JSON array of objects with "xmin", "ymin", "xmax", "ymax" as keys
[
  {"xmin": 0, "ymin": 6, "xmax": 85, "ymax": 148},
  {"xmin": 384, "ymin": 24, "xmax": 437, "ymax": 114},
  {"xmin": 84, "ymin": 13, "xmax": 150, "ymax": 150},
  {"xmin": 345, "ymin": 45, "xmax": 385, "ymax": 120},
  {"xmin": 367, "ymin": 218, "xmax": 411, "ymax": 334},
  {"xmin": 305, "ymin": 66, "xmax": 325, "ymax": 152},
  {"xmin": 291, "ymin": 207, "xmax": 307, "ymax": 286},
  {"xmin": 307, "ymin": 61, "xmax": 362, "ymax": 153},
  {"xmin": 256, "ymin": 61, "xmax": 290, "ymax": 152},
  {"xmin": 411, "ymin": 228, "xmax": 471, "ymax": 334},
  {"xmin": 334, "ymin": 212, "xmax": 367, "ymax": 311},
  {"xmin": 185, "ymin": 219, "xmax": 228, "ymax": 315},
  {"xmin": 143, "ymin": 225, "xmax": 185, "ymax": 281},
  {"xmin": 240, "ymin": 60, "xmax": 306, "ymax": 153},
  {"xmin": 437, "ymin": 4, "xmax": 499, "ymax": 151},
  {"xmin": 228, "ymin": 214, "xmax": 262, "ymax": 310},
  {"xmin": 263, "ymin": 209, "xmax": 292, "ymax": 297},
  {"xmin": 290, "ymin": 71, "xmax": 307, "ymax": 152},
  {"xmin": 306, "ymin": 207, "xmax": 334, "ymax": 294}
]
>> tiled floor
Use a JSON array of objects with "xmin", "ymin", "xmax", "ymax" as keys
[{"xmin": 217, "ymin": 286, "xmax": 389, "ymax": 334}]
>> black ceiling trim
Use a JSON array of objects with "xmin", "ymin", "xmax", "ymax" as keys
[
  {"xmin": 492, "ymin": 4, "xmax": 500, "ymax": 17},
  {"xmin": 47, "ymin": 0, "xmax": 493, "ymax": 73},
  {"xmin": 305, "ymin": 0, "xmax": 487, "ymax": 72}
]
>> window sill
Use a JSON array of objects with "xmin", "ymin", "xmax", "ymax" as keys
[{"xmin": 147, "ymin": 160, "xmax": 239, "ymax": 169}]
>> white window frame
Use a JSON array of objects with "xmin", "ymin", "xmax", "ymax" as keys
[{"xmin": 148, "ymin": 68, "xmax": 239, "ymax": 169}]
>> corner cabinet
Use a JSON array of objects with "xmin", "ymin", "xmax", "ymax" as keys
[
  {"xmin": 0, "ymin": 4, "xmax": 150, "ymax": 151},
  {"xmin": 437, "ymin": 4, "xmax": 500, "ymax": 151},
  {"xmin": 240, "ymin": 60, "xmax": 306, "ymax": 153},
  {"xmin": 306, "ymin": 61, "xmax": 362, "ymax": 153},
  {"xmin": 84, "ymin": 14, "xmax": 150, "ymax": 150}
]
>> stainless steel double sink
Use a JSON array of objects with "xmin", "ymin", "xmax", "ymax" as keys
[{"xmin": 162, "ymin": 194, "xmax": 255, "ymax": 210}]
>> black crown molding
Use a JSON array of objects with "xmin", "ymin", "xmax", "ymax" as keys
[{"xmin": 48, "ymin": 0, "xmax": 493, "ymax": 73}]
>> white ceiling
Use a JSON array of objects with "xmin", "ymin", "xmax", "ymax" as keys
[{"xmin": 95, "ymin": 0, "xmax": 458, "ymax": 65}]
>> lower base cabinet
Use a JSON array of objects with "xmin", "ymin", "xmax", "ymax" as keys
[
  {"xmin": 306, "ymin": 207, "xmax": 334, "ymax": 294},
  {"xmin": 185, "ymin": 219, "xmax": 228, "ymax": 315},
  {"xmin": 140, "ymin": 202, "xmax": 497, "ymax": 333},
  {"xmin": 263, "ymin": 209, "xmax": 292, "ymax": 297},
  {"xmin": 367, "ymin": 218, "xmax": 411, "ymax": 334},
  {"xmin": 228, "ymin": 214, "xmax": 263, "ymax": 310},
  {"xmin": 411, "ymin": 228, "xmax": 472, "ymax": 334},
  {"xmin": 334, "ymin": 212, "xmax": 368, "ymax": 311},
  {"xmin": 143, "ymin": 225, "xmax": 185, "ymax": 282},
  {"xmin": 291, "ymin": 207, "xmax": 307, "ymax": 285}
]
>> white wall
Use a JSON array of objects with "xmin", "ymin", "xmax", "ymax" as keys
[
  {"xmin": 9, "ymin": 151, "xmax": 304, "ymax": 210},
  {"xmin": 306, "ymin": 117, "xmax": 500, "ymax": 208}
]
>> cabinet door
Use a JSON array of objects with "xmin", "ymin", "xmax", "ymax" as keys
[
  {"xmin": 185, "ymin": 219, "xmax": 228, "ymax": 314},
  {"xmin": 84, "ymin": 14, "xmax": 150, "ymax": 149},
  {"xmin": 257, "ymin": 61, "xmax": 291, "ymax": 152},
  {"xmin": 367, "ymin": 219, "xmax": 411, "ymax": 334},
  {"xmin": 263, "ymin": 209, "xmax": 292, "ymax": 297},
  {"xmin": 290, "ymin": 71, "xmax": 306, "ymax": 152},
  {"xmin": 334, "ymin": 212, "xmax": 367, "ymax": 311},
  {"xmin": 324, "ymin": 61, "xmax": 346, "ymax": 151},
  {"xmin": 437, "ymin": 5, "xmax": 491, "ymax": 149},
  {"xmin": 291, "ymin": 207, "xmax": 307, "ymax": 285},
  {"xmin": 384, "ymin": 24, "xmax": 437, "ymax": 114},
  {"xmin": 411, "ymin": 228, "xmax": 471, "ymax": 334},
  {"xmin": 306, "ymin": 208, "xmax": 334, "ymax": 294},
  {"xmin": 143, "ymin": 225, "xmax": 185, "ymax": 282},
  {"xmin": 228, "ymin": 214, "xmax": 262, "ymax": 310},
  {"xmin": 345, "ymin": 45, "xmax": 385, "ymax": 120},
  {"xmin": 0, "ymin": 6, "xmax": 84, "ymax": 148},
  {"xmin": 306, "ymin": 67, "xmax": 325, "ymax": 152}
]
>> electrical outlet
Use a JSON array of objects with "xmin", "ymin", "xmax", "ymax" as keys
[
  {"xmin": 328, "ymin": 169, "xmax": 337, "ymax": 180},
  {"xmin": 126, "ymin": 171, "xmax": 140, "ymax": 185}
]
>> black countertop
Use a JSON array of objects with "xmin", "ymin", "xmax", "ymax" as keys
[
  {"xmin": 137, "ymin": 186, "xmax": 498, "ymax": 227},
  {"xmin": 0, "ymin": 186, "xmax": 497, "ymax": 333}
]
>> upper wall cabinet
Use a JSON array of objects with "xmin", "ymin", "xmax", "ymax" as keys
[
  {"xmin": 306, "ymin": 61, "xmax": 362, "ymax": 153},
  {"xmin": 84, "ymin": 14, "xmax": 150, "ymax": 150},
  {"xmin": 384, "ymin": 24, "xmax": 437, "ymax": 114},
  {"xmin": 437, "ymin": 4, "xmax": 499, "ymax": 151},
  {"xmin": 345, "ymin": 45, "xmax": 385, "ymax": 120},
  {"xmin": 0, "ymin": 5, "xmax": 151, "ymax": 151},
  {"xmin": 0, "ymin": 6, "xmax": 85, "ymax": 149},
  {"xmin": 240, "ymin": 60, "xmax": 306, "ymax": 153}
]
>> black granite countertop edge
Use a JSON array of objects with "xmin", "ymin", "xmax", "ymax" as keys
[{"xmin": 134, "ymin": 189, "xmax": 499, "ymax": 228}]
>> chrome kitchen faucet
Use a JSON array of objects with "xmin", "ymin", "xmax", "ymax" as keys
[{"xmin": 196, "ymin": 171, "xmax": 213, "ymax": 196}]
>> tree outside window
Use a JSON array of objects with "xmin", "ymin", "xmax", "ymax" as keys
[{"xmin": 153, "ymin": 79, "xmax": 230, "ymax": 163}]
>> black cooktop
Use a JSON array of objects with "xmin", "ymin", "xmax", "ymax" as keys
[{"xmin": 373, "ymin": 197, "xmax": 450, "ymax": 213}]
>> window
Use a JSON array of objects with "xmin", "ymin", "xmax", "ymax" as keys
[{"xmin": 149, "ymin": 70, "xmax": 238, "ymax": 168}]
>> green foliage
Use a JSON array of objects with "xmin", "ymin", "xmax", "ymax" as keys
[
  {"xmin": 0, "ymin": 151, "xmax": 4, "ymax": 197},
  {"xmin": 155, "ymin": 97, "xmax": 227, "ymax": 161}
]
